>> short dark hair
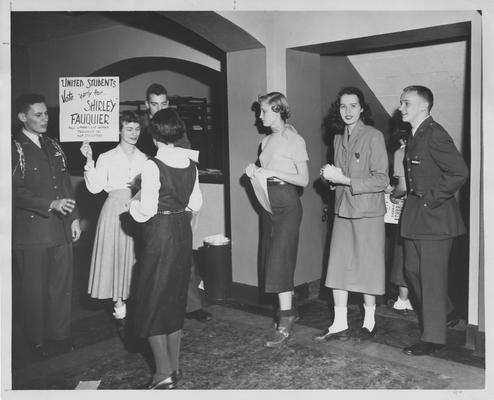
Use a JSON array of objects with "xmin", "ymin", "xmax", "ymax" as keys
[
  {"xmin": 258, "ymin": 92, "xmax": 290, "ymax": 122},
  {"xmin": 15, "ymin": 93, "xmax": 46, "ymax": 114},
  {"xmin": 150, "ymin": 109, "xmax": 185, "ymax": 144},
  {"xmin": 119, "ymin": 110, "xmax": 141, "ymax": 131},
  {"xmin": 403, "ymin": 85, "xmax": 434, "ymax": 112},
  {"xmin": 146, "ymin": 83, "xmax": 168, "ymax": 101}
]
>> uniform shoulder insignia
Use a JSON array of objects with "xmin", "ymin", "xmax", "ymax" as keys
[
  {"xmin": 46, "ymin": 136, "xmax": 68, "ymax": 171},
  {"xmin": 12, "ymin": 140, "xmax": 26, "ymax": 178}
]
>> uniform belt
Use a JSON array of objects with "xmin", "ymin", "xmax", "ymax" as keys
[
  {"xmin": 266, "ymin": 178, "xmax": 287, "ymax": 185},
  {"xmin": 157, "ymin": 209, "xmax": 186, "ymax": 215}
]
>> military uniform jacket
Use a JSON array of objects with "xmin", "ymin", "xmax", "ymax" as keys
[
  {"xmin": 333, "ymin": 120, "xmax": 389, "ymax": 219},
  {"xmin": 400, "ymin": 116, "xmax": 468, "ymax": 240},
  {"xmin": 12, "ymin": 131, "xmax": 79, "ymax": 248}
]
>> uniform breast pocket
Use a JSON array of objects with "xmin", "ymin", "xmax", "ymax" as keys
[
  {"xmin": 29, "ymin": 166, "xmax": 42, "ymax": 183},
  {"xmin": 409, "ymin": 153, "xmax": 428, "ymax": 177}
]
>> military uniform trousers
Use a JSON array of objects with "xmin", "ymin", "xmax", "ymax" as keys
[
  {"xmin": 403, "ymin": 238, "xmax": 452, "ymax": 344},
  {"xmin": 14, "ymin": 244, "xmax": 73, "ymax": 345}
]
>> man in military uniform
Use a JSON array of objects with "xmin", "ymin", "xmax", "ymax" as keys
[
  {"xmin": 12, "ymin": 93, "xmax": 81, "ymax": 357},
  {"xmin": 398, "ymin": 86, "xmax": 468, "ymax": 356}
]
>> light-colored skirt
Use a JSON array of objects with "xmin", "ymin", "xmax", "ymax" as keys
[
  {"xmin": 87, "ymin": 189, "xmax": 136, "ymax": 301},
  {"xmin": 325, "ymin": 215, "xmax": 385, "ymax": 295}
]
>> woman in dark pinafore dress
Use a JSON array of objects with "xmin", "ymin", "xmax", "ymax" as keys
[{"xmin": 129, "ymin": 109, "xmax": 202, "ymax": 389}]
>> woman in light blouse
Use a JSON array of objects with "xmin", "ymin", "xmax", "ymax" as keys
[
  {"xmin": 80, "ymin": 111, "xmax": 147, "ymax": 324},
  {"xmin": 246, "ymin": 92, "xmax": 309, "ymax": 348},
  {"xmin": 316, "ymin": 87, "xmax": 389, "ymax": 342},
  {"xmin": 129, "ymin": 108, "xmax": 202, "ymax": 389}
]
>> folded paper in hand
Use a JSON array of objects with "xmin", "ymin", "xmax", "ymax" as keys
[{"xmin": 250, "ymin": 172, "xmax": 272, "ymax": 213}]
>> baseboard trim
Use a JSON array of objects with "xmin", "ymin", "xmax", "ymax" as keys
[
  {"xmin": 230, "ymin": 279, "xmax": 321, "ymax": 306},
  {"xmin": 466, "ymin": 323, "xmax": 485, "ymax": 357}
]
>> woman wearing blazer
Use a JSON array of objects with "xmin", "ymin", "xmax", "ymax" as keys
[{"xmin": 316, "ymin": 87, "xmax": 389, "ymax": 342}]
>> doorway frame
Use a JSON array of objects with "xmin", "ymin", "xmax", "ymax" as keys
[{"xmin": 291, "ymin": 21, "xmax": 483, "ymax": 352}]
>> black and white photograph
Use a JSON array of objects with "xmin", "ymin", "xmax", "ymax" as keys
[{"xmin": 1, "ymin": 0, "xmax": 493, "ymax": 398}]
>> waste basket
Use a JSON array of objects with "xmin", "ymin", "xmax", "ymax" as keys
[{"xmin": 200, "ymin": 235, "xmax": 232, "ymax": 302}]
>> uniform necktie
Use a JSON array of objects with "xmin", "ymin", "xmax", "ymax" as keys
[{"xmin": 39, "ymin": 135, "xmax": 47, "ymax": 150}]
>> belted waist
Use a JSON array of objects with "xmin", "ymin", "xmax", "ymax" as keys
[
  {"xmin": 267, "ymin": 178, "xmax": 287, "ymax": 186},
  {"xmin": 108, "ymin": 188, "xmax": 132, "ymax": 198},
  {"xmin": 156, "ymin": 208, "xmax": 187, "ymax": 215}
]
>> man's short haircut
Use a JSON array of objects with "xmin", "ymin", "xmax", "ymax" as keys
[
  {"xmin": 146, "ymin": 83, "xmax": 168, "ymax": 101},
  {"xmin": 15, "ymin": 93, "xmax": 46, "ymax": 114},
  {"xmin": 403, "ymin": 85, "xmax": 434, "ymax": 112}
]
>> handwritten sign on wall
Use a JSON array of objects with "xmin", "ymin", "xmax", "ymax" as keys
[{"xmin": 59, "ymin": 77, "xmax": 119, "ymax": 142}]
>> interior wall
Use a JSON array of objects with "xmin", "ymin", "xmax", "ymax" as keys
[
  {"xmin": 348, "ymin": 41, "xmax": 467, "ymax": 151},
  {"xmin": 226, "ymin": 47, "xmax": 267, "ymax": 286},
  {"xmin": 285, "ymin": 50, "xmax": 324, "ymax": 286},
  {"xmin": 320, "ymin": 56, "xmax": 393, "ymax": 142},
  {"xmin": 220, "ymin": 10, "xmax": 482, "ymax": 330},
  {"xmin": 119, "ymin": 70, "xmax": 212, "ymax": 102},
  {"xmin": 220, "ymin": 11, "xmax": 479, "ymax": 94},
  {"xmin": 24, "ymin": 24, "xmax": 220, "ymax": 105},
  {"xmin": 10, "ymin": 45, "xmax": 30, "ymax": 106}
]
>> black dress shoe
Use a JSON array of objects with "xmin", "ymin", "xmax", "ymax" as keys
[
  {"xmin": 403, "ymin": 341, "xmax": 445, "ymax": 356},
  {"xmin": 313, "ymin": 328, "xmax": 350, "ymax": 342},
  {"xmin": 185, "ymin": 309, "xmax": 212, "ymax": 322},
  {"xmin": 355, "ymin": 326, "xmax": 377, "ymax": 341},
  {"xmin": 141, "ymin": 375, "xmax": 176, "ymax": 390}
]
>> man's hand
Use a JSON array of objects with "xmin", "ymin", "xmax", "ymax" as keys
[
  {"xmin": 390, "ymin": 188, "xmax": 407, "ymax": 204},
  {"xmin": 71, "ymin": 219, "xmax": 81, "ymax": 242},
  {"xmin": 50, "ymin": 198, "xmax": 76, "ymax": 215}
]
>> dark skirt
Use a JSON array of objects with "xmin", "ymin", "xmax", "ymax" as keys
[
  {"xmin": 133, "ymin": 212, "xmax": 192, "ymax": 337},
  {"xmin": 260, "ymin": 184, "xmax": 302, "ymax": 293}
]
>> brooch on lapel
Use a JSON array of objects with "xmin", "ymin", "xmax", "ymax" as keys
[{"xmin": 354, "ymin": 152, "xmax": 360, "ymax": 163}]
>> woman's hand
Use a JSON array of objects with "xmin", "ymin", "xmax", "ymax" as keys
[
  {"xmin": 80, "ymin": 141, "xmax": 93, "ymax": 162},
  {"xmin": 245, "ymin": 163, "xmax": 258, "ymax": 178},
  {"xmin": 321, "ymin": 164, "xmax": 351, "ymax": 185}
]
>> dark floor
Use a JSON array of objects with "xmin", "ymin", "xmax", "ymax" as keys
[{"xmin": 9, "ymin": 243, "xmax": 485, "ymax": 390}]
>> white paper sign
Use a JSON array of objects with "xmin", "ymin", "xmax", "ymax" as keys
[
  {"xmin": 384, "ymin": 193, "xmax": 404, "ymax": 224},
  {"xmin": 59, "ymin": 76, "xmax": 119, "ymax": 142}
]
